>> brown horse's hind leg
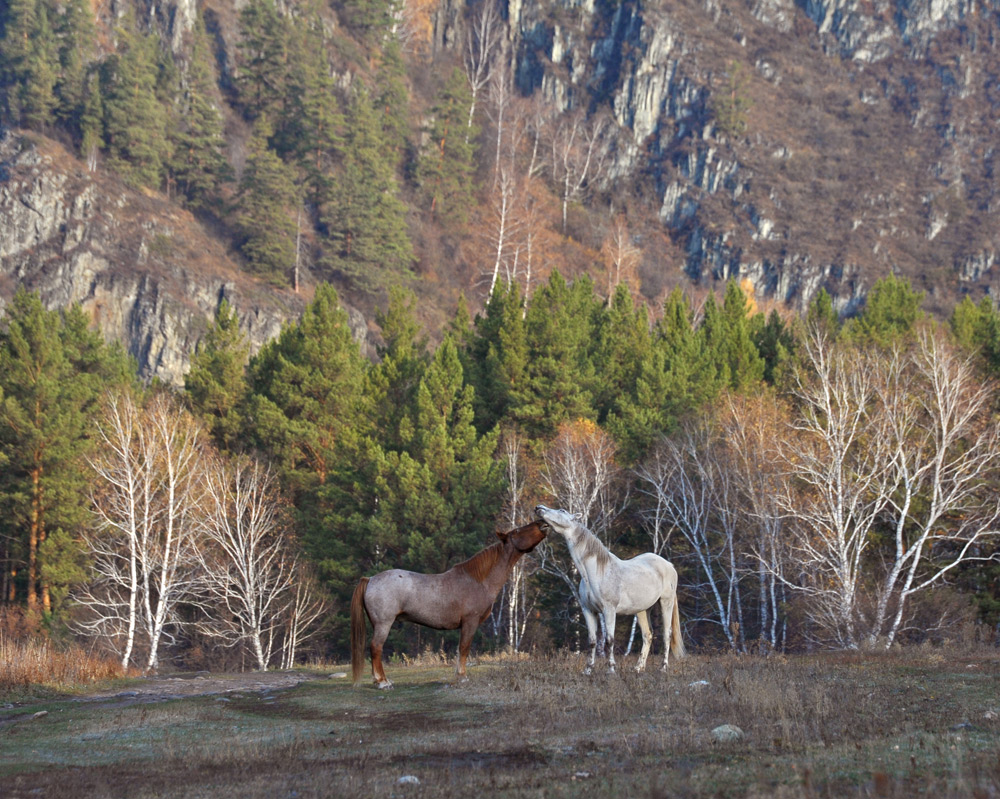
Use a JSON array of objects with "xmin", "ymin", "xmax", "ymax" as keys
[
  {"xmin": 456, "ymin": 616, "xmax": 478, "ymax": 682},
  {"xmin": 370, "ymin": 621, "xmax": 394, "ymax": 689}
]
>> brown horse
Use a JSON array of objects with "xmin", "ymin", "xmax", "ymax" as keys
[{"xmin": 350, "ymin": 521, "xmax": 547, "ymax": 688}]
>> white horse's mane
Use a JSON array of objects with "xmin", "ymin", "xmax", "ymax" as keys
[{"xmin": 570, "ymin": 520, "xmax": 612, "ymax": 573}]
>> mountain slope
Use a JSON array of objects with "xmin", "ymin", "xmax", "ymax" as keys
[{"xmin": 3, "ymin": 0, "xmax": 1000, "ymax": 380}]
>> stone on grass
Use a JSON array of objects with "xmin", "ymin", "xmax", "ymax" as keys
[
  {"xmin": 396, "ymin": 775, "xmax": 420, "ymax": 786},
  {"xmin": 711, "ymin": 724, "xmax": 745, "ymax": 743}
]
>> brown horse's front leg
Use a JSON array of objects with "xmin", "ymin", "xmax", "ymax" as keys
[{"xmin": 456, "ymin": 616, "xmax": 478, "ymax": 682}]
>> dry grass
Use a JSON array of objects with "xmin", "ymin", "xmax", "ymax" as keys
[
  {"xmin": 3, "ymin": 648, "xmax": 1000, "ymax": 798},
  {"xmin": 0, "ymin": 632, "xmax": 133, "ymax": 699}
]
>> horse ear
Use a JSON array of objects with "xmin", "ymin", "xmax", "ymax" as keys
[
  {"xmin": 573, "ymin": 512, "xmax": 584, "ymax": 522},
  {"xmin": 496, "ymin": 530, "xmax": 510, "ymax": 541}
]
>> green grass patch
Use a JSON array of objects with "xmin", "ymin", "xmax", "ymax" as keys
[{"xmin": 2, "ymin": 651, "xmax": 999, "ymax": 798}]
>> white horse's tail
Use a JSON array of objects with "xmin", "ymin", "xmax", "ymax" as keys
[{"xmin": 670, "ymin": 598, "xmax": 685, "ymax": 658}]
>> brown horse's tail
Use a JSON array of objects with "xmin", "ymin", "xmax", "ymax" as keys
[
  {"xmin": 670, "ymin": 597, "xmax": 686, "ymax": 659},
  {"xmin": 351, "ymin": 577, "xmax": 370, "ymax": 685}
]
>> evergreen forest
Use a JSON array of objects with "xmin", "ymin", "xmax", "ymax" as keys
[
  {"xmin": 4, "ymin": 0, "xmax": 1000, "ymax": 669},
  {"xmin": 2, "ymin": 272, "xmax": 1000, "ymax": 668}
]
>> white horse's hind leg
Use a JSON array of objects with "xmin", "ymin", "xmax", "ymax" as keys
[
  {"xmin": 635, "ymin": 610, "xmax": 653, "ymax": 672},
  {"xmin": 581, "ymin": 605, "xmax": 600, "ymax": 675},
  {"xmin": 659, "ymin": 594, "xmax": 674, "ymax": 671}
]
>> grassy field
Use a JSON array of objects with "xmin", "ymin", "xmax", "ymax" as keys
[{"xmin": 2, "ymin": 648, "xmax": 999, "ymax": 798}]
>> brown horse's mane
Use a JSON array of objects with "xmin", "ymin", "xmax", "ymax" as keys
[{"xmin": 454, "ymin": 541, "xmax": 506, "ymax": 583}]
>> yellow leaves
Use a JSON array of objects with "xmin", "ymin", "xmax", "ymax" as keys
[
  {"xmin": 739, "ymin": 277, "xmax": 758, "ymax": 317},
  {"xmin": 403, "ymin": 0, "xmax": 438, "ymax": 54}
]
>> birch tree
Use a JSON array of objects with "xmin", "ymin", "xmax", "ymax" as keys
[
  {"xmin": 195, "ymin": 456, "xmax": 298, "ymax": 671},
  {"xmin": 548, "ymin": 110, "xmax": 614, "ymax": 232},
  {"xmin": 601, "ymin": 214, "xmax": 641, "ymax": 302},
  {"xmin": 537, "ymin": 419, "xmax": 627, "ymax": 648},
  {"xmin": 776, "ymin": 329, "xmax": 896, "ymax": 648},
  {"xmin": 718, "ymin": 392, "xmax": 788, "ymax": 650},
  {"xmin": 635, "ymin": 423, "xmax": 745, "ymax": 650},
  {"xmin": 463, "ymin": 0, "xmax": 504, "ymax": 140},
  {"xmin": 485, "ymin": 162, "xmax": 523, "ymax": 299},
  {"xmin": 279, "ymin": 564, "xmax": 328, "ymax": 669},
  {"xmin": 870, "ymin": 329, "xmax": 1000, "ymax": 646},
  {"xmin": 77, "ymin": 391, "xmax": 205, "ymax": 672},
  {"xmin": 77, "ymin": 390, "xmax": 146, "ymax": 668},
  {"xmin": 488, "ymin": 427, "xmax": 538, "ymax": 651}
]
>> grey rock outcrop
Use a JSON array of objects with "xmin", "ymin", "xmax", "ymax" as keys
[
  {"xmin": 0, "ymin": 131, "xmax": 368, "ymax": 385},
  {"xmin": 483, "ymin": 0, "xmax": 1000, "ymax": 312}
]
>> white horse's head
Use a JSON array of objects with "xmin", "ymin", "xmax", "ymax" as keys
[{"xmin": 534, "ymin": 505, "xmax": 582, "ymax": 537}]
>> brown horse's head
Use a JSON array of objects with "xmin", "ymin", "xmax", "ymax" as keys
[{"xmin": 497, "ymin": 520, "xmax": 547, "ymax": 553}]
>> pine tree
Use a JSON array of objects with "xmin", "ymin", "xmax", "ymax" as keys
[
  {"xmin": 463, "ymin": 281, "xmax": 528, "ymax": 435},
  {"xmin": 19, "ymin": 0, "xmax": 58, "ymax": 129},
  {"xmin": 342, "ymin": 0, "xmax": 396, "ymax": 43},
  {"xmin": 245, "ymin": 283, "xmax": 369, "ymax": 501},
  {"xmin": 753, "ymin": 308, "xmax": 795, "ymax": 385},
  {"xmin": 366, "ymin": 287, "xmax": 431, "ymax": 452},
  {"xmin": 103, "ymin": 18, "xmax": 168, "ymax": 188},
  {"xmin": 169, "ymin": 14, "xmax": 232, "ymax": 210},
  {"xmin": 184, "ymin": 299, "xmax": 250, "ymax": 452},
  {"xmin": 79, "ymin": 72, "xmax": 103, "ymax": 170},
  {"xmin": 805, "ymin": 287, "xmax": 840, "ymax": 338},
  {"xmin": 281, "ymin": 12, "xmax": 342, "ymax": 208},
  {"xmin": 235, "ymin": 115, "xmax": 299, "ymax": 282},
  {"xmin": 609, "ymin": 287, "xmax": 720, "ymax": 460},
  {"xmin": 950, "ymin": 296, "xmax": 1000, "ymax": 375},
  {"xmin": 0, "ymin": 0, "xmax": 38, "ymax": 121},
  {"xmin": 245, "ymin": 284, "xmax": 373, "ymax": 631},
  {"xmin": 323, "ymin": 86, "xmax": 413, "ymax": 287},
  {"xmin": 399, "ymin": 336, "xmax": 504, "ymax": 573},
  {"xmin": 509, "ymin": 272, "xmax": 599, "ymax": 440},
  {"xmin": 54, "ymin": 0, "xmax": 96, "ymax": 137},
  {"xmin": 417, "ymin": 67, "xmax": 477, "ymax": 224},
  {"xmin": 843, "ymin": 273, "xmax": 925, "ymax": 348},
  {"xmin": 236, "ymin": 0, "xmax": 288, "ymax": 121},
  {"xmin": 0, "ymin": 290, "xmax": 131, "ymax": 615},
  {"xmin": 373, "ymin": 37, "xmax": 410, "ymax": 163},
  {"xmin": 591, "ymin": 283, "xmax": 652, "ymax": 424},
  {"xmin": 700, "ymin": 281, "xmax": 765, "ymax": 392}
]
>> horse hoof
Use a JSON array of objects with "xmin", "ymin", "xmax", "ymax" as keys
[
  {"xmin": 376, "ymin": 680, "xmax": 394, "ymax": 690},
  {"xmin": 607, "ymin": 666, "xmax": 616, "ymax": 674},
  {"xmin": 583, "ymin": 666, "xmax": 593, "ymax": 676}
]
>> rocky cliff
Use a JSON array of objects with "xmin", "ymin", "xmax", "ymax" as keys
[
  {"xmin": 0, "ymin": 131, "xmax": 367, "ymax": 384},
  {"xmin": 3, "ymin": 0, "xmax": 1000, "ymax": 381},
  {"xmin": 492, "ymin": 0, "xmax": 1000, "ymax": 315}
]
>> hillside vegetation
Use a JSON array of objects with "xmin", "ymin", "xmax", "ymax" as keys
[
  {"xmin": 5, "ymin": 0, "xmax": 1000, "ymax": 670},
  {"xmin": 6, "ymin": 0, "xmax": 1000, "ymax": 330}
]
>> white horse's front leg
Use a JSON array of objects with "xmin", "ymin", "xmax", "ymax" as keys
[
  {"xmin": 581, "ymin": 605, "xmax": 600, "ymax": 675},
  {"xmin": 604, "ymin": 608, "xmax": 617, "ymax": 673}
]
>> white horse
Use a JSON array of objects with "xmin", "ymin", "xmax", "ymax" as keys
[{"xmin": 535, "ymin": 505, "xmax": 685, "ymax": 673}]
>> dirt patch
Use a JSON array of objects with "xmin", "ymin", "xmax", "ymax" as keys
[{"xmin": 74, "ymin": 669, "xmax": 337, "ymax": 708}]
